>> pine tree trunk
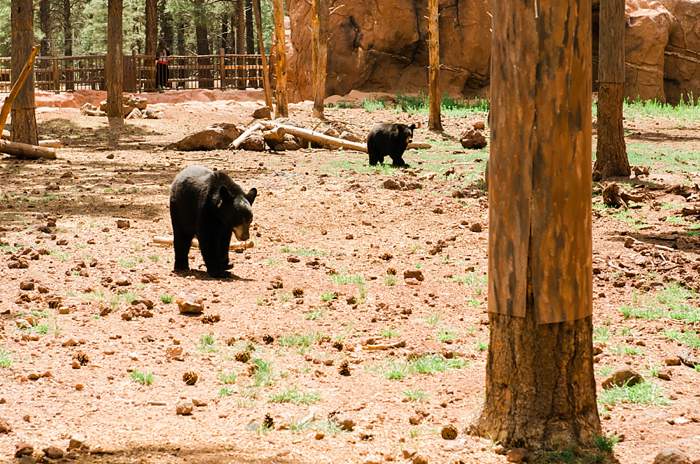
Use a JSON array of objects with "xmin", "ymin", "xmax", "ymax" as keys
[
  {"xmin": 272, "ymin": 0, "xmax": 288, "ymax": 117},
  {"xmin": 145, "ymin": 0, "xmax": 157, "ymax": 90},
  {"xmin": 63, "ymin": 0, "xmax": 74, "ymax": 90},
  {"xmin": 253, "ymin": 0, "xmax": 273, "ymax": 108},
  {"xmin": 159, "ymin": 0, "xmax": 173, "ymax": 52},
  {"xmin": 594, "ymin": 0, "xmax": 629, "ymax": 179},
  {"xmin": 311, "ymin": 0, "xmax": 328, "ymax": 118},
  {"xmin": 245, "ymin": 0, "xmax": 254, "ymax": 53},
  {"xmin": 221, "ymin": 13, "xmax": 229, "ymax": 53},
  {"xmin": 236, "ymin": 0, "xmax": 246, "ymax": 53},
  {"xmin": 475, "ymin": 0, "xmax": 601, "ymax": 450},
  {"xmin": 10, "ymin": 0, "xmax": 38, "ymax": 145},
  {"xmin": 176, "ymin": 17, "xmax": 185, "ymax": 55},
  {"xmin": 39, "ymin": 0, "xmax": 51, "ymax": 57},
  {"xmin": 194, "ymin": 0, "xmax": 212, "ymax": 89},
  {"xmin": 106, "ymin": 0, "xmax": 123, "ymax": 119},
  {"xmin": 427, "ymin": 0, "xmax": 442, "ymax": 131}
]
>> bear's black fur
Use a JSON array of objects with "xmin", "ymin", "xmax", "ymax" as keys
[
  {"xmin": 169, "ymin": 165, "xmax": 257, "ymax": 278},
  {"xmin": 366, "ymin": 123, "xmax": 416, "ymax": 167}
]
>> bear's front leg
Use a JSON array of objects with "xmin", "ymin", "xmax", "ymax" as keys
[
  {"xmin": 198, "ymin": 229, "xmax": 231, "ymax": 278},
  {"xmin": 173, "ymin": 231, "xmax": 194, "ymax": 272}
]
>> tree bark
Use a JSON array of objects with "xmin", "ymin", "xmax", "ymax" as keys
[
  {"xmin": 475, "ymin": 0, "xmax": 601, "ymax": 450},
  {"xmin": 194, "ymin": 0, "xmax": 212, "ymax": 89},
  {"xmin": 311, "ymin": 0, "xmax": 328, "ymax": 119},
  {"xmin": 236, "ymin": 0, "xmax": 246, "ymax": 53},
  {"xmin": 106, "ymin": 0, "xmax": 123, "ymax": 119},
  {"xmin": 245, "ymin": 0, "xmax": 255, "ymax": 53},
  {"xmin": 221, "ymin": 13, "xmax": 230, "ymax": 53},
  {"xmin": 594, "ymin": 0, "xmax": 629, "ymax": 179},
  {"xmin": 39, "ymin": 0, "xmax": 51, "ymax": 57},
  {"xmin": 272, "ymin": 0, "xmax": 288, "ymax": 117},
  {"xmin": 427, "ymin": 0, "xmax": 442, "ymax": 131},
  {"xmin": 145, "ymin": 0, "xmax": 158, "ymax": 91},
  {"xmin": 63, "ymin": 0, "xmax": 74, "ymax": 90},
  {"xmin": 10, "ymin": 0, "xmax": 38, "ymax": 145},
  {"xmin": 253, "ymin": 0, "xmax": 273, "ymax": 108},
  {"xmin": 159, "ymin": 0, "xmax": 174, "ymax": 52}
]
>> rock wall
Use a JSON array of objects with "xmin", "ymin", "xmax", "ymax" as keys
[{"xmin": 287, "ymin": 0, "xmax": 700, "ymax": 103}]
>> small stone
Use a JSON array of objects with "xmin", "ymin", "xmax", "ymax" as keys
[
  {"xmin": 652, "ymin": 449, "xmax": 692, "ymax": 464},
  {"xmin": 19, "ymin": 281, "xmax": 34, "ymax": 291},
  {"xmin": 116, "ymin": 219, "xmax": 130, "ymax": 229},
  {"xmin": 412, "ymin": 455, "xmax": 429, "ymax": 464},
  {"xmin": 176, "ymin": 402, "xmax": 193, "ymax": 416},
  {"xmin": 314, "ymin": 431, "xmax": 325, "ymax": 440},
  {"xmin": 68, "ymin": 435, "xmax": 88, "ymax": 451},
  {"xmin": 177, "ymin": 298, "xmax": 204, "ymax": 315},
  {"xmin": 182, "ymin": 371, "xmax": 198, "ymax": 385},
  {"xmin": 460, "ymin": 128, "xmax": 487, "ymax": 149},
  {"xmin": 473, "ymin": 121, "xmax": 486, "ymax": 130},
  {"xmin": 383, "ymin": 179, "xmax": 402, "ymax": 190},
  {"xmin": 664, "ymin": 357, "xmax": 682, "ymax": 366},
  {"xmin": 0, "ymin": 419, "xmax": 11, "ymax": 434},
  {"xmin": 470, "ymin": 223, "xmax": 483, "ymax": 232},
  {"xmin": 403, "ymin": 270, "xmax": 424, "ymax": 281},
  {"xmin": 192, "ymin": 399, "xmax": 207, "ymax": 407},
  {"xmin": 106, "ymin": 153, "xmax": 115, "ymax": 159},
  {"xmin": 507, "ymin": 448, "xmax": 529, "ymax": 463},
  {"xmin": 115, "ymin": 277, "xmax": 131, "ymax": 286},
  {"xmin": 363, "ymin": 456, "xmax": 383, "ymax": 464},
  {"xmin": 657, "ymin": 369, "xmax": 672, "ymax": 381},
  {"xmin": 338, "ymin": 418, "xmax": 355, "ymax": 431},
  {"xmin": 270, "ymin": 277, "xmax": 284, "ymax": 289},
  {"xmin": 15, "ymin": 442, "xmax": 33, "ymax": 458},
  {"xmin": 75, "ymin": 384, "xmax": 84, "ymax": 391},
  {"xmin": 338, "ymin": 360, "xmax": 351, "ymax": 376},
  {"xmin": 602, "ymin": 369, "xmax": 643, "ymax": 389},
  {"xmin": 441, "ymin": 424, "xmax": 458, "ymax": 440},
  {"xmin": 252, "ymin": 106, "xmax": 272, "ymax": 119},
  {"xmin": 668, "ymin": 417, "xmax": 690, "ymax": 426},
  {"xmin": 43, "ymin": 446, "xmax": 64, "ymax": 459}
]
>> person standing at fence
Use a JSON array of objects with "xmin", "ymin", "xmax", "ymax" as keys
[{"xmin": 155, "ymin": 47, "xmax": 170, "ymax": 91}]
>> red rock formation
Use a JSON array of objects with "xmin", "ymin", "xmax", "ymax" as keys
[{"xmin": 662, "ymin": 0, "xmax": 700, "ymax": 103}]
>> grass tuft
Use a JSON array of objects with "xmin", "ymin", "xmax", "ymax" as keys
[{"xmin": 130, "ymin": 370, "xmax": 154, "ymax": 386}]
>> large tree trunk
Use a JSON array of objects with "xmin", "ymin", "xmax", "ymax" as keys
[
  {"xmin": 159, "ymin": 0, "xmax": 174, "ymax": 52},
  {"xmin": 427, "ymin": 0, "xmax": 442, "ymax": 131},
  {"xmin": 39, "ymin": 0, "xmax": 51, "ymax": 57},
  {"xmin": 235, "ymin": 0, "xmax": 246, "ymax": 89},
  {"xmin": 272, "ymin": 0, "xmax": 288, "ymax": 117},
  {"xmin": 594, "ymin": 0, "xmax": 629, "ymax": 179},
  {"xmin": 475, "ymin": 0, "xmax": 601, "ymax": 450},
  {"xmin": 253, "ymin": 0, "xmax": 273, "ymax": 107},
  {"xmin": 311, "ymin": 0, "xmax": 328, "ymax": 119},
  {"xmin": 145, "ymin": 0, "xmax": 157, "ymax": 90},
  {"xmin": 10, "ymin": 0, "xmax": 38, "ymax": 145},
  {"xmin": 63, "ymin": 0, "xmax": 74, "ymax": 90},
  {"xmin": 193, "ymin": 0, "xmax": 212, "ymax": 89},
  {"xmin": 106, "ymin": 0, "xmax": 123, "ymax": 119},
  {"xmin": 245, "ymin": 0, "xmax": 254, "ymax": 53}
]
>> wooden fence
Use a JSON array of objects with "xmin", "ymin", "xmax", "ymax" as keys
[{"xmin": 0, "ymin": 51, "xmax": 272, "ymax": 93}]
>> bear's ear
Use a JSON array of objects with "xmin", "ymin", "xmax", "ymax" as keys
[
  {"xmin": 409, "ymin": 123, "xmax": 417, "ymax": 131},
  {"xmin": 212, "ymin": 185, "xmax": 232, "ymax": 208},
  {"xmin": 246, "ymin": 188, "xmax": 258, "ymax": 205}
]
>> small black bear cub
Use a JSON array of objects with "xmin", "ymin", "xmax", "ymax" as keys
[
  {"xmin": 170, "ymin": 165, "xmax": 257, "ymax": 278},
  {"xmin": 366, "ymin": 123, "xmax": 416, "ymax": 167}
]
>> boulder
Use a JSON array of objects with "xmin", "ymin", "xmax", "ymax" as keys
[
  {"xmin": 652, "ymin": 449, "xmax": 692, "ymax": 464},
  {"xmin": 167, "ymin": 123, "xmax": 243, "ymax": 151},
  {"xmin": 661, "ymin": 0, "xmax": 700, "ymax": 104},
  {"xmin": 460, "ymin": 128, "xmax": 487, "ymax": 149}
]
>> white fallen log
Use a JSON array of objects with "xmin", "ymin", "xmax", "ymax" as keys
[
  {"xmin": 151, "ymin": 235, "xmax": 254, "ymax": 252},
  {"xmin": 230, "ymin": 122, "xmax": 264, "ymax": 149}
]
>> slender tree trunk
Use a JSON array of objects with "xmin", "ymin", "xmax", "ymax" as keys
[
  {"xmin": 10, "ymin": 0, "xmax": 38, "ymax": 145},
  {"xmin": 221, "ymin": 13, "xmax": 229, "ymax": 53},
  {"xmin": 39, "ymin": 0, "xmax": 51, "ymax": 56},
  {"xmin": 253, "ymin": 0, "xmax": 273, "ymax": 108},
  {"xmin": 475, "ymin": 0, "xmax": 601, "ymax": 450},
  {"xmin": 159, "ymin": 0, "xmax": 174, "ymax": 52},
  {"xmin": 245, "ymin": 0, "xmax": 254, "ymax": 53},
  {"xmin": 106, "ymin": 0, "xmax": 123, "ymax": 119},
  {"xmin": 194, "ymin": 0, "xmax": 212, "ymax": 89},
  {"xmin": 236, "ymin": 0, "xmax": 246, "ymax": 53},
  {"xmin": 594, "ymin": 0, "xmax": 629, "ymax": 179},
  {"xmin": 272, "ymin": 0, "xmax": 288, "ymax": 117},
  {"xmin": 176, "ymin": 16, "xmax": 185, "ymax": 55},
  {"xmin": 63, "ymin": 0, "xmax": 74, "ymax": 90},
  {"xmin": 427, "ymin": 0, "xmax": 442, "ymax": 131},
  {"xmin": 145, "ymin": 0, "xmax": 158, "ymax": 90},
  {"xmin": 311, "ymin": 0, "xmax": 328, "ymax": 118}
]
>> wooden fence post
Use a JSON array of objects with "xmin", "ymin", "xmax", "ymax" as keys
[
  {"xmin": 52, "ymin": 58, "xmax": 60, "ymax": 93},
  {"xmin": 219, "ymin": 48, "xmax": 226, "ymax": 89}
]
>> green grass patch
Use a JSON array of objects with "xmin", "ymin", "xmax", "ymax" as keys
[
  {"xmin": 593, "ymin": 326, "xmax": 611, "ymax": 344},
  {"xmin": 425, "ymin": 314, "xmax": 441, "ymax": 326},
  {"xmin": 437, "ymin": 329, "xmax": 457, "ymax": 343},
  {"xmin": 280, "ymin": 246, "xmax": 326, "ymax": 257},
  {"xmin": 623, "ymin": 97, "xmax": 700, "ymax": 122},
  {"xmin": 251, "ymin": 358, "xmax": 274, "ymax": 387},
  {"xmin": 269, "ymin": 387, "xmax": 321, "ymax": 405},
  {"xmin": 380, "ymin": 328, "xmax": 399, "ymax": 338},
  {"xmin": 598, "ymin": 381, "xmax": 668, "ymax": 407},
  {"xmin": 612, "ymin": 344, "xmax": 643, "ymax": 356},
  {"xmin": 0, "ymin": 348, "xmax": 12, "ymax": 368},
  {"xmin": 218, "ymin": 371, "xmax": 237, "ymax": 385},
  {"xmin": 279, "ymin": 333, "xmax": 320, "ymax": 350},
  {"xmin": 382, "ymin": 354, "xmax": 466, "ymax": 381},
  {"xmin": 384, "ymin": 275, "xmax": 397, "ymax": 286},
  {"xmin": 620, "ymin": 283, "xmax": 700, "ymax": 323},
  {"xmin": 320, "ymin": 291, "xmax": 337, "ymax": 302},
  {"xmin": 130, "ymin": 370, "xmax": 154, "ymax": 386},
  {"xmin": 362, "ymin": 98, "xmax": 386, "ymax": 112},
  {"xmin": 476, "ymin": 341, "xmax": 489, "ymax": 352},
  {"xmin": 198, "ymin": 333, "xmax": 217, "ymax": 352},
  {"xmin": 626, "ymin": 142, "xmax": 700, "ymax": 174},
  {"xmin": 403, "ymin": 389, "xmax": 428, "ymax": 402},
  {"xmin": 330, "ymin": 273, "xmax": 365, "ymax": 286},
  {"xmin": 664, "ymin": 329, "xmax": 700, "ymax": 349},
  {"xmin": 305, "ymin": 309, "xmax": 324, "ymax": 321},
  {"xmin": 218, "ymin": 387, "xmax": 233, "ymax": 397},
  {"xmin": 160, "ymin": 294, "xmax": 173, "ymax": 304}
]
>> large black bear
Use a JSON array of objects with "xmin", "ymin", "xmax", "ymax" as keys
[
  {"xmin": 170, "ymin": 165, "xmax": 257, "ymax": 278},
  {"xmin": 366, "ymin": 123, "xmax": 417, "ymax": 167}
]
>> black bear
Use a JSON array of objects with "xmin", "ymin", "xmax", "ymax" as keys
[
  {"xmin": 169, "ymin": 165, "xmax": 257, "ymax": 278},
  {"xmin": 366, "ymin": 123, "xmax": 417, "ymax": 167}
]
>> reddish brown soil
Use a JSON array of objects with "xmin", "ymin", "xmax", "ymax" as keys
[{"xmin": 0, "ymin": 90, "xmax": 699, "ymax": 463}]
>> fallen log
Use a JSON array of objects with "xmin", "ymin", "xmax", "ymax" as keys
[
  {"xmin": 151, "ymin": 236, "xmax": 254, "ymax": 252},
  {"xmin": 0, "ymin": 139, "xmax": 57, "ymax": 160},
  {"xmin": 230, "ymin": 122, "xmax": 264, "ymax": 149},
  {"xmin": 38, "ymin": 139, "xmax": 63, "ymax": 148},
  {"xmin": 603, "ymin": 182, "xmax": 645, "ymax": 208},
  {"xmin": 264, "ymin": 122, "xmax": 368, "ymax": 152},
  {"xmin": 262, "ymin": 126, "xmax": 286, "ymax": 145},
  {"xmin": 408, "ymin": 142, "xmax": 431, "ymax": 150}
]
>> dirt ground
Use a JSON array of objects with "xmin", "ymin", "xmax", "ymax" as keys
[{"xmin": 0, "ymin": 90, "xmax": 699, "ymax": 464}]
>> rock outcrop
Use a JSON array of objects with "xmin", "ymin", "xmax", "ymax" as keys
[{"xmin": 662, "ymin": 0, "xmax": 700, "ymax": 103}]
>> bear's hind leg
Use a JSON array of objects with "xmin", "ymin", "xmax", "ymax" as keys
[
  {"xmin": 198, "ymin": 229, "xmax": 231, "ymax": 278},
  {"xmin": 173, "ymin": 232, "xmax": 193, "ymax": 272}
]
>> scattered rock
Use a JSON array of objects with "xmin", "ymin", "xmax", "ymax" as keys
[
  {"xmin": 115, "ymin": 277, "xmax": 131, "ymax": 286},
  {"xmin": 383, "ymin": 179, "xmax": 401, "ymax": 190},
  {"xmin": 507, "ymin": 448, "xmax": 529, "ymax": 463},
  {"xmin": 67, "ymin": 435, "xmax": 88, "ymax": 452},
  {"xmin": 337, "ymin": 417, "xmax": 355, "ymax": 431},
  {"xmin": 239, "ymin": 133, "xmax": 266, "ymax": 151},
  {"xmin": 440, "ymin": 424, "xmax": 458, "ymax": 440},
  {"xmin": 116, "ymin": 219, "xmax": 130, "ymax": 229},
  {"xmin": 652, "ymin": 449, "xmax": 692, "ymax": 464},
  {"xmin": 460, "ymin": 128, "xmax": 487, "ymax": 149},
  {"xmin": 664, "ymin": 357, "xmax": 682, "ymax": 366},
  {"xmin": 182, "ymin": 371, "xmax": 199, "ymax": 385},
  {"xmin": 657, "ymin": 369, "xmax": 672, "ymax": 381},
  {"xmin": 0, "ymin": 419, "xmax": 11, "ymax": 434},
  {"xmin": 19, "ymin": 280, "xmax": 34, "ymax": 291},
  {"xmin": 470, "ymin": 223, "xmax": 483, "ymax": 232},
  {"xmin": 201, "ymin": 314, "xmax": 221, "ymax": 324},
  {"xmin": 252, "ymin": 106, "xmax": 272, "ymax": 119},
  {"xmin": 338, "ymin": 360, "xmax": 351, "ymax": 376},
  {"xmin": 602, "ymin": 369, "xmax": 643, "ymax": 389},
  {"xmin": 43, "ymin": 446, "xmax": 64, "ymax": 459},
  {"xmin": 473, "ymin": 121, "xmax": 486, "ymax": 130},
  {"xmin": 412, "ymin": 455, "xmax": 429, "ymax": 464},
  {"xmin": 270, "ymin": 276, "xmax": 284, "ymax": 289},
  {"xmin": 176, "ymin": 402, "xmax": 193, "ymax": 416},
  {"xmin": 15, "ymin": 442, "xmax": 33, "ymax": 458},
  {"xmin": 403, "ymin": 270, "xmax": 424, "ymax": 281},
  {"xmin": 177, "ymin": 298, "xmax": 204, "ymax": 315}
]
